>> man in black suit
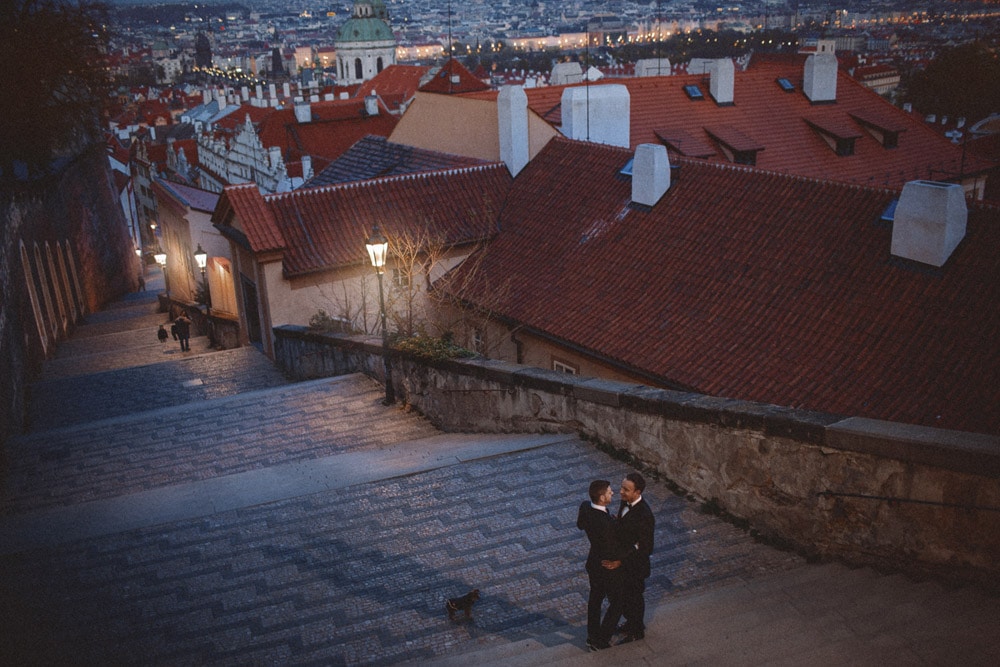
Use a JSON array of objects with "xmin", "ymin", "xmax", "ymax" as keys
[
  {"xmin": 577, "ymin": 479, "xmax": 628, "ymax": 651},
  {"xmin": 610, "ymin": 472, "xmax": 655, "ymax": 643}
]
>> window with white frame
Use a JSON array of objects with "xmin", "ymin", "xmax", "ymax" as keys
[{"xmin": 552, "ymin": 359, "xmax": 578, "ymax": 374}]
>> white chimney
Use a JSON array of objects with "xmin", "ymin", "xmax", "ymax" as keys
[
  {"xmin": 269, "ymin": 146, "xmax": 282, "ymax": 169},
  {"xmin": 498, "ymin": 85, "xmax": 529, "ymax": 178},
  {"xmin": 891, "ymin": 181, "xmax": 967, "ymax": 267},
  {"xmin": 561, "ymin": 84, "xmax": 630, "ymax": 149},
  {"xmin": 268, "ymin": 83, "xmax": 277, "ymax": 99},
  {"xmin": 301, "ymin": 155, "xmax": 313, "ymax": 180},
  {"xmin": 631, "ymin": 144, "xmax": 671, "ymax": 207},
  {"xmin": 339, "ymin": 92, "xmax": 349, "ymax": 100},
  {"xmin": 803, "ymin": 52, "xmax": 838, "ymax": 103},
  {"xmin": 310, "ymin": 94, "xmax": 320, "ymax": 103},
  {"xmin": 903, "ymin": 102, "xmax": 912, "ymax": 113},
  {"xmin": 240, "ymin": 87, "xmax": 249, "ymax": 102},
  {"xmin": 324, "ymin": 93, "xmax": 335, "ymax": 101},
  {"xmin": 256, "ymin": 84, "xmax": 264, "ymax": 99},
  {"xmin": 709, "ymin": 58, "xmax": 735, "ymax": 106},
  {"xmin": 282, "ymin": 82, "xmax": 291, "ymax": 98},
  {"xmin": 364, "ymin": 94, "xmax": 379, "ymax": 116},
  {"xmin": 202, "ymin": 89, "xmax": 212, "ymax": 105},
  {"xmin": 294, "ymin": 102, "xmax": 311, "ymax": 123}
]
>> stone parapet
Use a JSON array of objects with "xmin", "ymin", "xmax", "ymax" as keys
[{"xmin": 273, "ymin": 326, "xmax": 1000, "ymax": 586}]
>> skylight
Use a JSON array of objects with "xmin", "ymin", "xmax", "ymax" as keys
[
  {"xmin": 776, "ymin": 77, "xmax": 795, "ymax": 92},
  {"xmin": 683, "ymin": 85, "xmax": 705, "ymax": 101}
]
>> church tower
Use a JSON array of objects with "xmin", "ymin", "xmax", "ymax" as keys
[{"xmin": 336, "ymin": 0, "xmax": 396, "ymax": 85}]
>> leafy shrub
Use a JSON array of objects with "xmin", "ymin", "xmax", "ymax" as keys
[{"xmin": 394, "ymin": 335, "xmax": 476, "ymax": 361}]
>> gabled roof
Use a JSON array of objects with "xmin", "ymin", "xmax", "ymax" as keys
[
  {"xmin": 462, "ymin": 59, "xmax": 995, "ymax": 190},
  {"xmin": 356, "ymin": 65, "xmax": 431, "ymax": 113},
  {"xmin": 250, "ymin": 98, "xmax": 399, "ymax": 165},
  {"xmin": 215, "ymin": 164, "xmax": 512, "ymax": 276},
  {"xmin": 304, "ymin": 135, "xmax": 490, "ymax": 188},
  {"xmin": 418, "ymin": 59, "xmax": 490, "ymax": 95},
  {"xmin": 452, "ymin": 138, "xmax": 1000, "ymax": 435},
  {"xmin": 154, "ymin": 179, "xmax": 219, "ymax": 214}
]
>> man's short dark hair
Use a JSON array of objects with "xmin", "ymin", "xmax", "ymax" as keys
[
  {"xmin": 589, "ymin": 480, "xmax": 611, "ymax": 503},
  {"xmin": 625, "ymin": 472, "xmax": 646, "ymax": 494}
]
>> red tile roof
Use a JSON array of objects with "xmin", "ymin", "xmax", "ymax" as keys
[
  {"xmin": 463, "ymin": 59, "xmax": 995, "ymax": 190},
  {"xmin": 451, "ymin": 137, "xmax": 1000, "ymax": 435},
  {"xmin": 419, "ymin": 58, "xmax": 491, "ymax": 94},
  {"xmin": 215, "ymin": 164, "xmax": 512, "ymax": 276}
]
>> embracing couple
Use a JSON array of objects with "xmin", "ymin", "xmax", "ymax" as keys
[{"xmin": 576, "ymin": 473, "xmax": 655, "ymax": 651}]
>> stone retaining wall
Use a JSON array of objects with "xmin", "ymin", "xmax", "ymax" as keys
[{"xmin": 274, "ymin": 325, "xmax": 1000, "ymax": 586}]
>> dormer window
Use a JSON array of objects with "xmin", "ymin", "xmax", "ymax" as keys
[
  {"xmin": 805, "ymin": 117, "xmax": 862, "ymax": 157},
  {"xmin": 849, "ymin": 110, "xmax": 907, "ymax": 149},
  {"xmin": 704, "ymin": 125, "xmax": 764, "ymax": 166}
]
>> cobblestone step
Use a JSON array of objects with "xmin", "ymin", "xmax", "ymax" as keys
[{"xmin": 26, "ymin": 344, "xmax": 288, "ymax": 430}]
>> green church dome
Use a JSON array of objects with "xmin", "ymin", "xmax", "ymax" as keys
[{"xmin": 337, "ymin": 1, "xmax": 393, "ymax": 44}]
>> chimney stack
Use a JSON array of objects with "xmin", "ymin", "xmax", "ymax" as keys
[
  {"xmin": 631, "ymin": 144, "xmax": 671, "ymax": 207},
  {"xmin": 268, "ymin": 83, "xmax": 277, "ymax": 100},
  {"xmin": 891, "ymin": 181, "xmax": 967, "ymax": 267},
  {"xmin": 294, "ymin": 102, "xmax": 311, "ymax": 123},
  {"xmin": 803, "ymin": 52, "xmax": 838, "ymax": 103},
  {"xmin": 364, "ymin": 94, "xmax": 379, "ymax": 116},
  {"xmin": 282, "ymin": 82, "xmax": 291, "ymax": 98},
  {"xmin": 498, "ymin": 85, "xmax": 530, "ymax": 177},
  {"xmin": 269, "ymin": 146, "xmax": 282, "ymax": 169},
  {"xmin": 561, "ymin": 84, "xmax": 630, "ymax": 149},
  {"xmin": 709, "ymin": 58, "xmax": 735, "ymax": 106}
]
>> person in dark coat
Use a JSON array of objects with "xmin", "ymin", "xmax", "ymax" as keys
[
  {"xmin": 608, "ymin": 472, "xmax": 655, "ymax": 643},
  {"xmin": 173, "ymin": 314, "xmax": 192, "ymax": 351},
  {"xmin": 577, "ymin": 479, "xmax": 629, "ymax": 651},
  {"xmin": 157, "ymin": 324, "xmax": 168, "ymax": 343}
]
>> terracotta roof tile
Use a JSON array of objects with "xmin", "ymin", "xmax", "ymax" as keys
[
  {"xmin": 468, "ymin": 61, "xmax": 996, "ymax": 190},
  {"xmin": 219, "ymin": 165, "xmax": 511, "ymax": 276},
  {"xmin": 454, "ymin": 138, "xmax": 1000, "ymax": 435}
]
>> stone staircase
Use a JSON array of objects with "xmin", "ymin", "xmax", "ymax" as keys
[{"xmin": 425, "ymin": 562, "xmax": 1000, "ymax": 666}]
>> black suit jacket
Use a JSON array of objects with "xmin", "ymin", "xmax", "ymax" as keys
[
  {"xmin": 577, "ymin": 502, "xmax": 628, "ymax": 574},
  {"xmin": 617, "ymin": 498, "xmax": 655, "ymax": 580}
]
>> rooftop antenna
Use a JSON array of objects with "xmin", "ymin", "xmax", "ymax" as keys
[
  {"xmin": 656, "ymin": 0, "xmax": 663, "ymax": 76},
  {"xmin": 447, "ymin": 0, "xmax": 454, "ymax": 92}
]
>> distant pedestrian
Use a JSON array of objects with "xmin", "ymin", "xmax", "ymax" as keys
[
  {"xmin": 138, "ymin": 273, "xmax": 146, "ymax": 291},
  {"xmin": 157, "ymin": 324, "xmax": 168, "ymax": 344},
  {"xmin": 174, "ymin": 314, "xmax": 192, "ymax": 351}
]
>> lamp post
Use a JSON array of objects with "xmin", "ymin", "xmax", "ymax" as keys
[
  {"xmin": 366, "ymin": 226, "xmax": 394, "ymax": 405},
  {"xmin": 154, "ymin": 250, "xmax": 169, "ymax": 297},
  {"xmin": 194, "ymin": 244, "xmax": 210, "ymax": 308}
]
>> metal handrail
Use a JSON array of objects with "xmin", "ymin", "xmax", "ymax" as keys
[{"xmin": 817, "ymin": 490, "xmax": 1000, "ymax": 513}]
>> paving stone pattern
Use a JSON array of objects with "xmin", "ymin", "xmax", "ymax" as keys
[
  {"xmin": 0, "ymin": 441, "xmax": 802, "ymax": 666},
  {"xmin": 5, "ymin": 375, "xmax": 440, "ymax": 515},
  {"xmin": 26, "ymin": 346, "xmax": 291, "ymax": 431}
]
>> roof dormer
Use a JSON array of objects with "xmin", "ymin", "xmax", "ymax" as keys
[
  {"xmin": 849, "ymin": 110, "xmax": 907, "ymax": 149},
  {"xmin": 704, "ymin": 125, "xmax": 763, "ymax": 166},
  {"xmin": 805, "ymin": 116, "xmax": 862, "ymax": 156}
]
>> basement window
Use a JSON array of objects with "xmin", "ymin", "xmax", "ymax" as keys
[{"xmin": 683, "ymin": 84, "xmax": 705, "ymax": 101}]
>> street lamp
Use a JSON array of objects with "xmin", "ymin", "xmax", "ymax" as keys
[
  {"xmin": 366, "ymin": 226, "xmax": 394, "ymax": 405},
  {"xmin": 194, "ymin": 244, "xmax": 211, "ymax": 308},
  {"xmin": 154, "ymin": 250, "xmax": 169, "ymax": 297}
]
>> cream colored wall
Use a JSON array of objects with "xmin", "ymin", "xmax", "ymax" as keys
[
  {"xmin": 388, "ymin": 93, "xmax": 558, "ymax": 164},
  {"xmin": 390, "ymin": 94, "xmax": 501, "ymax": 160}
]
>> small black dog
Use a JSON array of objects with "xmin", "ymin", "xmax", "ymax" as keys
[{"xmin": 446, "ymin": 589, "xmax": 480, "ymax": 621}]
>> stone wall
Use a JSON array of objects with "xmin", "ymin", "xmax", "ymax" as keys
[
  {"xmin": 274, "ymin": 325, "xmax": 1000, "ymax": 587},
  {"xmin": 1, "ymin": 145, "xmax": 136, "ymax": 449}
]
